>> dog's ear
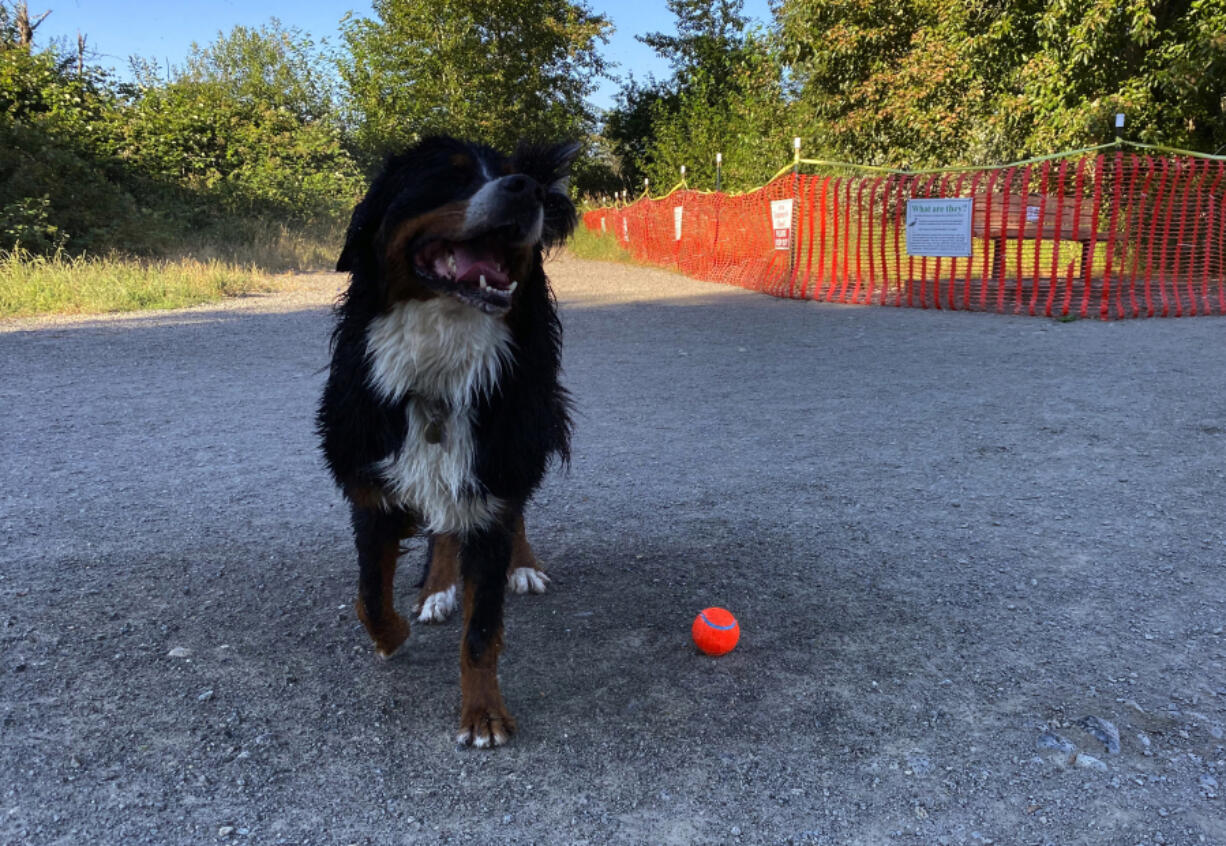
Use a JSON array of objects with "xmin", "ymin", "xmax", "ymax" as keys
[
  {"xmin": 336, "ymin": 156, "xmax": 404, "ymax": 273},
  {"xmin": 515, "ymin": 140, "xmax": 580, "ymax": 195},
  {"xmin": 515, "ymin": 141, "xmax": 581, "ymax": 249},
  {"xmin": 336, "ymin": 195, "xmax": 373, "ymax": 273}
]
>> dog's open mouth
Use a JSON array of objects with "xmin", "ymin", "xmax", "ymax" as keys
[{"xmin": 414, "ymin": 234, "xmax": 520, "ymax": 313}]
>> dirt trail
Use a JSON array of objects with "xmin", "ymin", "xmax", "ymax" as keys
[{"xmin": 2, "ymin": 254, "xmax": 1224, "ymax": 845}]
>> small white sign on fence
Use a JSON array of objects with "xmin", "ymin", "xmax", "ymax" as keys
[
  {"xmin": 905, "ymin": 198, "xmax": 973, "ymax": 257},
  {"xmin": 770, "ymin": 199, "xmax": 794, "ymax": 250},
  {"xmin": 674, "ymin": 206, "xmax": 684, "ymax": 241},
  {"xmin": 600, "ymin": 216, "xmax": 607, "ymax": 232},
  {"xmin": 622, "ymin": 218, "xmax": 628, "ymax": 242}
]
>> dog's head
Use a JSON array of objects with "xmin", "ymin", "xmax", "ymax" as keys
[{"xmin": 337, "ymin": 136, "xmax": 579, "ymax": 315}]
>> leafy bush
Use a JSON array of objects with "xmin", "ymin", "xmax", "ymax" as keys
[{"xmin": 0, "ymin": 16, "xmax": 357, "ymax": 262}]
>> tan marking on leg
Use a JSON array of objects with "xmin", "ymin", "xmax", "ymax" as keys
[
  {"xmin": 509, "ymin": 513, "xmax": 537, "ymax": 570},
  {"xmin": 456, "ymin": 581, "xmax": 515, "ymax": 748},
  {"xmin": 507, "ymin": 513, "xmax": 550, "ymax": 594},
  {"xmin": 355, "ymin": 543, "xmax": 409, "ymax": 658},
  {"xmin": 415, "ymin": 533, "xmax": 461, "ymax": 622}
]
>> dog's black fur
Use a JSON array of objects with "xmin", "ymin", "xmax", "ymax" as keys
[{"xmin": 317, "ymin": 136, "xmax": 577, "ymax": 746}]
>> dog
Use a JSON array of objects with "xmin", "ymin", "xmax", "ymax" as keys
[{"xmin": 317, "ymin": 136, "xmax": 577, "ymax": 747}]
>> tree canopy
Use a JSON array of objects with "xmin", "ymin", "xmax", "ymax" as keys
[
  {"xmin": 3, "ymin": 0, "xmax": 1224, "ymax": 255},
  {"xmin": 608, "ymin": 0, "xmax": 1226, "ymax": 188},
  {"xmin": 339, "ymin": 0, "xmax": 611, "ymax": 168},
  {"xmin": 604, "ymin": 0, "xmax": 790, "ymax": 193}
]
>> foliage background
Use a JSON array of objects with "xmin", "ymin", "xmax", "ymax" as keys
[{"xmin": 1, "ymin": 0, "xmax": 1223, "ymax": 259}]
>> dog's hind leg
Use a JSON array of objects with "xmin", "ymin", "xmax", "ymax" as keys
[
  {"xmin": 352, "ymin": 505, "xmax": 411, "ymax": 659},
  {"xmin": 456, "ymin": 520, "xmax": 516, "ymax": 747},
  {"xmin": 417, "ymin": 515, "xmax": 547, "ymax": 623},
  {"xmin": 507, "ymin": 512, "xmax": 551, "ymax": 595},
  {"xmin": 414, "ymin": 534, "xmax": 461, "ymax": 623}
]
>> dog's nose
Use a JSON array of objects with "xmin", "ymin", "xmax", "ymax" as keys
[{"xmin": 501, "ymin": 175, "xmax": 545, "ymax": 202}]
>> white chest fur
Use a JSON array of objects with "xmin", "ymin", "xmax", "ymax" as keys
[{"xmin": 365, "ymin": 298, "xmax": 512, "ymax": 534}]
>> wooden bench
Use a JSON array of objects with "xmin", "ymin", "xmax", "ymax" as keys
[{"xmin": 972, "ymin": 194, "xmax": 1103, "ymax": 285}]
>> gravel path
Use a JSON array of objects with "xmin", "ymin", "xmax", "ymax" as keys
[{"xmin": 2, "ymin": 254, "xmax": 1225, "ymax": 845}]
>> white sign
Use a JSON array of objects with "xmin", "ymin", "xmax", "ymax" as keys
[
  {"xmin": 622, "ymin": 218, "xmax": 628, "ymax": 242},
  {"xmin": 905, "ymin": 198, "xmax": 973, "ymax": 257},
  {"xmin": 770, "ymin": 199, "xmax": 794, "ymax": 250},
  {"xmin": 674, "ymin": 206, "xmax": 683, "ymax": 241},
  {"xmin": 600, "ymin": 216, "xmax": 607, "ymax": 232}
]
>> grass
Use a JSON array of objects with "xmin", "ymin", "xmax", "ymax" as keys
[
  {"xmin": 0, "ymin": 248, "xmax": 281, "ymax": 319},
  {"xmin": 565, "ymin": 221, "xmax": 638, "ymax": 264},
  {"xmin": 175, "ymin": 218, "xmax": 344, "ymax": 272},
  {"xmin": 0, "ymin": 219, "xmax": 344, "ymax": 319}
]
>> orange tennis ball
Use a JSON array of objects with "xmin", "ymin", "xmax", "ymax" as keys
[{"xmin": 692, "ymin": 607, "xmax": 740, "ymax": 656}]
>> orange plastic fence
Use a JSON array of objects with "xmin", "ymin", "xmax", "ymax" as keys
[{"xmin": 583, "ymin": 152, "xmax": 1226, "ymax": 319}]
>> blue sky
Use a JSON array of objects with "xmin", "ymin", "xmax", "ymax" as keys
[{"xmin": 36, "ymin": 0, "xmax": 774, "ymax": 111}]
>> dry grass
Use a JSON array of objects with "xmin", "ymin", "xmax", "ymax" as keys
[
  {"xmin": 173, "ymin": 219, "xmax": 342, "ymax": 272},
  {"xmin": 0, "ymin": 248, "xmax": 283, "ymax": 319},
  {"xmin": 0, "ymin": 219, "xmax": 344, "ymax": 319}
]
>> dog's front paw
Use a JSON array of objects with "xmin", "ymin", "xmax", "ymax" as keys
[
  {"xmin": 456, "ymin": 704, "xmax": 516, "ymax": 748},
  {"xmin": 508, "ymin": 566, "xmax": 550, "ymax": 595},
  {"xmin": 355, "ymin": 599, "xmax": 410, "ymax": 659},
  {"xmin": 413, "ymin": 584, "xmax": 459, "ymax": 623}
]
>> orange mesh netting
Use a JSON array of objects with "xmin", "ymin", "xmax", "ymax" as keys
[{"xmin": 583, "ymin": 150, "xmax": 1226, "ymax": 319}]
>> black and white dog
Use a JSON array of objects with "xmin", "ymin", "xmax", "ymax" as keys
[{"xmin": 318, "ymin": 136, "xmax": 577, "ymax": 747}]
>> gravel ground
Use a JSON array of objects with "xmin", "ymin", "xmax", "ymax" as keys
[{"xmin": 1, "ymin": 254, "xmax": 1225, "ymax": 846}]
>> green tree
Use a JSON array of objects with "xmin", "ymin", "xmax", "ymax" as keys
[
  {"xmin": 605, "ymin": 0, "xmax": 793, "ymax": 193},
  {"xmin": 1012, "ymin": 0, "xmax": 1226, "ymax": 155},
  {"xmin": 117, "ymin": 21, "xmax": 360, "ymax": 223},
  {"xmin": 776, "ymin": 0, "xmax": 1226, "ymax": 167},
  {"xmin": 0, "ymin": 12, "xmax": 149, "ymax": 252},
  {"xmin": 183, "ymin": 19, "xmax": 340, "ymax": 124},
  {"xmin": 339, "ymin": 0, "xmax": 611, "ymax": 168},
  {"xmin": 602, "ymin": 77, "xmax": 672, "ymax": 190}
]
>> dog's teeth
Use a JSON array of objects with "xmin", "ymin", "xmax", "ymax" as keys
[
  {"xmin": 506, "ymin": 281, "xmax": 518, "ymax": 293},
  {"xmin": 447, "ymin": 252, "xmax": 457, "ymax": 275},
  {"xmin": 479, "ymin": 274, "xmax": 488, "ymax": 289}
]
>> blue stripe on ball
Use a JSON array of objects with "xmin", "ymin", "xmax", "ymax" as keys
[{"xmin": 699, "ymin": 611, "xmax": 737, "ymax": 631}]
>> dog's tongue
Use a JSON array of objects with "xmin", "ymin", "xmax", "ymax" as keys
[{"xmin": 450, "ymin": 243, "xmax": 510, "ymax": 289}]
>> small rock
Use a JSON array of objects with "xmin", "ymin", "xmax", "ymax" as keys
[
  {"xmin": 1037, "ymin": 732, "xmax": 1075, "ymax": 754},
  {"xmin": 731, "ymin": 826, "xmax": 742, "ymax": 836},
  {"xmin": 1079, "ymin": 715, "xmax": 1121, "ymax": 754},
  {"xmin": 168, "ymin": 647, "xmax": 192, "ymax": 659},
  {"xmin": 218, "ymin": 826, "xmax": 235, "ymax": 838},
  {"xmin": 1137, "ymin": 733, "xmax": 1152, "ymax": 755},
  {"xmin": 1072, "ymin": 752, "xmax": 1109, "ymax": 772},
  {"xmin": 198, "ymin": 689, "xmax": 215, "ymax": 703},
  {"xmin": 1201, "ymin": 774, "xmax": 1219, "ymax": 797}
]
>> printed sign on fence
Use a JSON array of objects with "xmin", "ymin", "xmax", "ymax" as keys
[
  {"xmin": 770, "ymin": 199, "xmax": 794, "ymax": 250},
  {"xmin": 674, "ymin": 206, "xmax": 683, "ymax": 241},
  {"xmin": 905, "ymin": 198, "xmax": 973, "ymax": 257}
]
